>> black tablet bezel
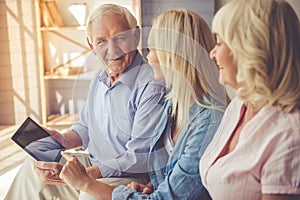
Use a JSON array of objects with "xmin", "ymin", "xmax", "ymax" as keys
[{"xmin": 11, "ymin": 117, "xmax": 54, "ymax": 161}]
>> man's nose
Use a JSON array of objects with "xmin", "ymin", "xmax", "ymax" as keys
[{"xmin": 107, "ymin": 39, "xmax": 119, "ymax": 56}]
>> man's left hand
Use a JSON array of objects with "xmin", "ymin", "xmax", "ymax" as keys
[{"xmin": 34, "ymin": 161, "xmax": 65, "ymax": 184}]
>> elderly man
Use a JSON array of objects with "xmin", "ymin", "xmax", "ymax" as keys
[{"xmin": 4, "ymin": 4, "xmax": 165, "ymax": 200}]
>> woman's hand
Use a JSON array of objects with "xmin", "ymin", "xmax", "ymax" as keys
[{"xmin": 127, "ymin": 181, "xmax": 153, "ymax": 194}]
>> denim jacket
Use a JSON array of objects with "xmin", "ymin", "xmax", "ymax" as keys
[{"xmin": 112, "ymin": 98, "xmax": 225, "ymax": 199}]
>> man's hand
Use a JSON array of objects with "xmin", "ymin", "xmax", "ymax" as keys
[
  {"xmin": 127, "ymin": 181, "xmax": 153, "ymax": 194},
  {"xmin": 34, "ymin": 161, "xmax": 65, "ymax": 184},
  {"xmin": 42, "ymin": 127, "xmax": 65, "ymax": 147},
  {"xmin": 59, "ymin": 153, "xmax": 93, "ymax": 190},
  {"xmin": 86, "ymin": 165, "xmax": 102, "ymax": 179},
  {"xmin": 42, "ymin": 128, "xmax": 83, "ymax": 150}
]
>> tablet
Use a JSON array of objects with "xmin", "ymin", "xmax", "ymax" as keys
[{"xmin": 11, "ymin": 117, "xmax": 65, "ymax": 162}]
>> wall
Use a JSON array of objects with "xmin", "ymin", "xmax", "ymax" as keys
[
  {"xmin": 45, "ymin": 76, "xmax": 91, "ymax": 116},
  {"xmin": 141, "ymin": 0, "xmax": 214, "ymax": 27},
  {"xmin": 141, "ymin": 0, "xmax": 214, "ymax": 52},
  {"xmin": 0, "ymin": 0, "xmax": 44, "ymax": 124}
]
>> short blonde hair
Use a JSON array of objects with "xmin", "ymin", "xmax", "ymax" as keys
[
  {"xmin": 151, "ymin": 9, "xmax": 227, "ymax": 128},
  {"xmin": 212, "ymin": 0, "xmax": 300, "ymax": 112},
  {"xmin": 86, "ymin": 4, "xmax": 137, "ymax": 41}
]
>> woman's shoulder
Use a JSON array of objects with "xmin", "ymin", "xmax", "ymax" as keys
[{"xmin": 262, "ymin": 106, "xmax": 300, "ymax": 135}]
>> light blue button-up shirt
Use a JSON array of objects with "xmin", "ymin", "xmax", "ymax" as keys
[
  {"xmin": 71, "ymin": 53, "xmax": 166, "ymax": 177},
  {"xmin": 112, "ymin": 98, "xmax": 225, "ymax": 199}
]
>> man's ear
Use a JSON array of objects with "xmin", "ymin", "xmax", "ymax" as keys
[{"xmin": 86, "ymin": 37, "xmax": 94, "ymax": 50}]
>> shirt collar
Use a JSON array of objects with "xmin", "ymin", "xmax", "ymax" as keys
[
  {"xmin": 97, "ymin": 52, "xmax": 145, "ymax": 89},
  {"xmin": 189, "ymin": 97, "xmax": 206, "ymax": 121},
  {"xmin": 118, "ymin": 52, "xmax": 144, "ymax": 89}
]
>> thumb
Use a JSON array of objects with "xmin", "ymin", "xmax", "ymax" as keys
[{"xmin": 61, "ymin": 152, "xmax": 75, "ymax": 161}]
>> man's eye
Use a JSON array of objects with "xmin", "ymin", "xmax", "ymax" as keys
[
  {"xmin": 115, "ymin": 36, "xmax": 126, "ymax": 41},
  {"xmin": 97, "ymin": 40, "xmax": 107, "ymax": 46}
]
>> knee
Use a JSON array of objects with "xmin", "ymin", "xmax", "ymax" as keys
[{"xmin": 19, "ymin": 157, "xmax": 36, "ymax": 174}]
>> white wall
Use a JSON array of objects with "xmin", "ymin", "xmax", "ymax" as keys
[{"xmin": 0, "ymin": 0, "xmax": 44, "ymax": 124}]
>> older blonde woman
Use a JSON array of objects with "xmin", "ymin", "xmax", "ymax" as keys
[
  {"xmin": 199, "ymin": 0, "xmax": 300, "ymax": 200},
  {"xmin": 59, "ymin": 9, "xmax": 227, "ymax": 200}
]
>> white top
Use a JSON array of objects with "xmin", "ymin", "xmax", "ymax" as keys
[
  {"xmin": 164, "ymin": 131, "xmax": 174, "ymax": 156},
  {"xmin": 200, "ymin": 97, "xmax": 300, "ymax": 200}
]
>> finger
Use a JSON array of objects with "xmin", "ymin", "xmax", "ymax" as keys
[
  {"xmin": 142, "ymin": 187, "xmax": 152, "ymax": 195},
  {"xmin": 35, "ymin": 161, "xmax": 44, "ymax": 168},
  {"xmin": 35, "ymin": 161, "xmax": 54, "ymax": 170},
  {"xmin": 42, "ymin": 127, "xmax": 55, "ymax": 135},
  {"xmin": 42, "ymin": 128, "xmax": 63, "ymax": 144},
  {"xmin": 127, "ymin": 182, "xmax": 136, "ymax": 189},
  {"xmin": 43, "ymin": 175, "xmax": 65, "ymax": 184},
  {"xmin": 35, "ymin": 161, "xmax": 62, "ymax": 173},
  {"xmin": 131, "ymin": 182, "xmax": 140, "ymax": 191},
  {"xmin": 41, "ymin": 126, "xmax": 50, "ymax": 132},
  {"xmin": 61, "ymin": 152, "xmax": 76, "ymax": 162}
]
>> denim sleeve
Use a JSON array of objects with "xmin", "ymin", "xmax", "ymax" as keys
[{"xmin": 112, "ymin": 122, "xmax": 218, "ymax": 200}]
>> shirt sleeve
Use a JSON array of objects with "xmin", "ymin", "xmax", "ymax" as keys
[
  {"xmin": 98, "ymin": 82, "xmax": 166, "ymax": 177},
  {"xmin": 261, "ymin": 129, "xmax": 300, "ymax": 194},
  {"xmin": 70, "ymin": 101, "xmax": 90, "ymax": 149},
  {"xmin": 112, "ymin": 121, "xmax": 219, "ymax": 199}
]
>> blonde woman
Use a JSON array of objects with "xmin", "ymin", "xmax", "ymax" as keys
[
  {"xmin": 199, "ymin": 0, "xmax": 300, "ymax": 200},
  {"xmin": 59, "ymin": 9, "xmax": 227, "ymax": 199}
]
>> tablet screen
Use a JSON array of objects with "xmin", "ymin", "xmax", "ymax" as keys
[{"xmin": 11, "ymin": 117, "xmax": 65, "ymax": 161}]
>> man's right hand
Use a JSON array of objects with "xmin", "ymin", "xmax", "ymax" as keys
[
  {"xmin": 42, "ymin": 127, "xmax": 65, "ymax": 148},
  {"xmin": 85, "ymin": 165, "xmax": 102, "ymax": 179},
  {"xmin": 42, "ymin": 128, "xmax": 83, "ymax": 150},
  {"xmin": 34, "ymin": 161, "xmax": 65, "ymax": 184}
]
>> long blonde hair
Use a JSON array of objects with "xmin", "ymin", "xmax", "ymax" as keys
[
  {"xmin": 150, "ymin": 9, "xmax": 227, "ymax": 129},
  {"xmin": 212, "ymin": 0, "xmax": 300, "ymax": 112}
]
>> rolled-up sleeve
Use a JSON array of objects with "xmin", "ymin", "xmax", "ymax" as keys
[{"xmin": 71, "ymin": 103, "xmax": 89, "ymax": 149}]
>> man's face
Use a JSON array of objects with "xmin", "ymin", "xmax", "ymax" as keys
[{"xmin": 90, "ymin": 14, "xmax": 139, "ymax": 79}]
